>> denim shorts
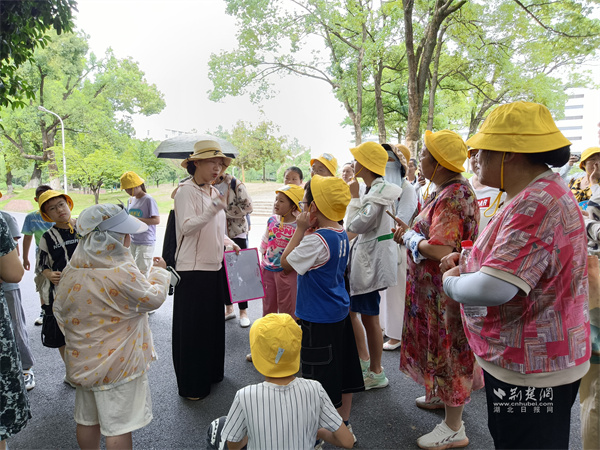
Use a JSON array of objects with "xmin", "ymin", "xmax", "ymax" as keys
[{"xmin": 349, "ymin": 290, "xmax": 381, "ymax": 316}]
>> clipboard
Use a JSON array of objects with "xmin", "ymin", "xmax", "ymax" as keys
[{"xmin": 223, "ymin": 248, "xmax": 265, "ymax": 303}]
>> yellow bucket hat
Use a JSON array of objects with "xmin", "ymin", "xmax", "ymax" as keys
[
  {"xmin": 120, "ymin": 171, "xmax": 145, "ymax": 190},
  {"xmin": 250, "ymin": 313, "xmax": 302, "ymax": 378},
  {"xmin": 465, "ymin": 101, "xmax": 571, "ymax": 153},
  {"xmin": 181, "ymin": 140, "xmax": 233, "ymax": 171},
  {"xmin": 310, "ymin": 153, "xmax": 338, "ymax": 176},
  {"xmin": 350, "ymin": 141, "xmax": 388, "ymax": 176},
  {"xmin": 275, "ymin": 184, "xmax": 304, "ymax": 209},
  {"xmin": 579, "ymin": 147, "xmax": 600, "ymax": 170},
  {"xmin": 310, "ymin": 175, "xmax": 351, "ymax": 221},
  {"xmin": 38, "ymin": 190, "xmax": 74, "ymax": 223},
  {"xmin": 396, "ymin": 144, "xmax": 411, "ymax": 164},
  {"xmin": 424, "ymin": 130, "xmax": 467, "ymax": 173}
]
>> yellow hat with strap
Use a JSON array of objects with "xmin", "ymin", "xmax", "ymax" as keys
[
  {"xmin": 424, "ymin": 130, "xmax": 467, "ymax": 173},
  {"xmin": 310, "ymin": 153, "xmax": 338, "ymax": 176},
  {"xmin": 579, "ymin": 147, "xmax": 600, "ymax": 170},
  {"xmin": 120, "ymin": 171, "xmax": 145, "ymax": 190},
  {"xmin": 465, "ymin": 101, "xmax": 571, "ymax": 153},
  {"xmin": 350, "ymin": 141, "xmax": 388, "ymax": 176},
  {"xmin": 38, "ymin": 190, "xmax": 74, "ymax": 223},
  {"xmin": 310, "ymin": 175, "xmax": 351, "ymax": 221},
  {"xmin": 275, "ymin": 184, "xmax": 304, "ymax": 209}
]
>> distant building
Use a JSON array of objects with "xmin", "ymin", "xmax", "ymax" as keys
[{"xmin": 555, "ymin": 88, "xmax": 600, "ymax": 154}]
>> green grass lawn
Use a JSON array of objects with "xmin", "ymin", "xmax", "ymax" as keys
[{"xmin": 0, "ymin": 181, "xmax": 282, "ymax": 215}]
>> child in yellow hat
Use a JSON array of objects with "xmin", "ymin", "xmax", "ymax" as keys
[
  {"xmin": 346, "ymin": 141, "xmax": 402, "ymax": 391},
  {"xmin": 281, "ymin": 175, "xmax": 364, "ymax": 442},
  {"xmin": 35, "ymin": 190, "xmax": 79, "ymax": 383},
  {"xmin": 219, "ymin": 313, "xmax": 354, "ymax": 449},
  {"xmin": 310, "ymin": 153, "xmax": 338, "ymax": 177},
  {"xmin": 259, "ymin": 184, "xmax": 303, "ymax": 320},
  {"xmin": 120, "ymin": 171, "xmax": 160, "ymax": 277}
]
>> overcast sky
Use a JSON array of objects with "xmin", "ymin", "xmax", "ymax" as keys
[{"xmin": 74, "ymin": 0, "xmax": 358, "ymax": 165}]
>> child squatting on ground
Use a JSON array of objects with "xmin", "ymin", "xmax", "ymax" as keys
[
  {"xmin": 214, "ymin": 313, "xmax": 354, "ymax": 450},
  {"xmin": 53, "ymin": 203, "xmax": 177, "ymax": 449}
]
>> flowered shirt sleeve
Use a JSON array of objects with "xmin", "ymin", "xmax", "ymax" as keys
[{"xmin": 426, "ymin": 182, "xmax": 479, "ymax": 250}]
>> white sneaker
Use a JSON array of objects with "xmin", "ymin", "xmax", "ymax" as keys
[
  {"xmin": 63, "ymin": 375, "xmax": 77, "ymax": 389},
  {"xmin": 347, "ymin": 423, "xmax": 357, "ymax": 444},
  {"xmin": 416, "ymin": 395, "xmax": 445, "ymax": 410},
  {"xmin": 23, "ymin": 369, "xmax": 35, "ymax": 391},
  {"xmin": 239, "ymin": 316, "xmax": 251, "ymax": 328},
  {"xmin": 417, "ymin": 420, "xmax": 469, "ymax": 450},
  {"xmin": 34, "ymin": 311, "xmax": 43, "ymax": 326}
]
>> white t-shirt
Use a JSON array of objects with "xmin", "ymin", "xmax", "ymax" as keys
[
  {"xmin": 221, "ymin": 378, "xmax": 342, "ymax": 450},
  {"xmin": 285, "ymin": 232, "xmax": 330, "ymax": 276},
  {"xmin": 472, "ymin": 184, "xmax": 505, "ymax": 230}
]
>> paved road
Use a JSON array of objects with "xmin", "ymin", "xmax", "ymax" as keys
[{"xmin": 5, "ymin": 212, "xmax": 582, "ymax": 449}]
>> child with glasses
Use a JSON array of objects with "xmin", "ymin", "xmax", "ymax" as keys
[{"xmin": 35, "ymin": 190, "xmax": 79, "ymax": 384}]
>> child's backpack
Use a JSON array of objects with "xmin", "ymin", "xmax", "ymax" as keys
[{"xmin": 162, "ymin": 209, "xmax": 178, "ymax": 268}]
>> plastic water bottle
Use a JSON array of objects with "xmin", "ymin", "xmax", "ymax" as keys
[{"xmin": 458, "ymin": 240, "xmax": 487, "ymax": 318}]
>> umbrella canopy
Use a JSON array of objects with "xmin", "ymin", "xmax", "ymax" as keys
[{"xmin": 154, "ymin": 134, "xmax": 239, "ymax": 159}]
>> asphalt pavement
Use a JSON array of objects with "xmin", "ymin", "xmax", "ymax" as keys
[{"xmin": 4, "ymin": 212, "xmax": 582, "ymax": 449}]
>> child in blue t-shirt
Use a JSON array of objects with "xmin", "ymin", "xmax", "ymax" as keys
[
  {"xmin": 281, "ymin": 175, "xmax": 364, "ymax": 443},
  {"xmin": 21, "ymin": 185, "xmax": 54, "ymax": 326}
]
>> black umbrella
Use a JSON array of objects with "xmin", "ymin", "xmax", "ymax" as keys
[{"xmin": 154, "ymin": 134, "xmax": 239, "ymax": 159}]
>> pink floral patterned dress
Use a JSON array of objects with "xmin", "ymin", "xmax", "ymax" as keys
[{"xmin": 400, "ymin": 179, "xmax": 484, "ymax": 406}]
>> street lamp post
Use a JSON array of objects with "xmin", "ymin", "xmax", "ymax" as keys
[{"xmin": 38, "ymin": 106, "xmax": 68, "ymax": 194}]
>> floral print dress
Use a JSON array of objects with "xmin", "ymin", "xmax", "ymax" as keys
[
  {"xmin": 400, "ymin": 180, "xmax": 484, "ymax": 406},
  {"xmin": 0, "ymin": 216, "xmax": 30, "ymax": 440}
]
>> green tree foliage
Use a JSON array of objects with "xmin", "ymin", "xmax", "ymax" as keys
[
  {"xmin": 211, "ymin": 120, "xmax": 295, "ymax": 182},
  {"xmin": 210, "ymin": 0, "xmax": 600, "ymax": 155},
  {"xmin": 0, "ymin": 30, "xmax": 166, "ymax": 190},
  {"xmin": 209, "ymin": 0, "xmax": 403, "ymax": 145},
  {"xmin": 0, "ymin": 0, "xmax": 77, "ymax": 109},
  {"xmin": 276, "ymin": 137, "xmax": 311, "ymax": 182},
  {"xmin": 62, "ymin": 144, "xmax": 124, "ymax": 204}
]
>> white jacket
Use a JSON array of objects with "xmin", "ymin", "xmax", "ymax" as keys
[{"xmin": 346, "ymin": 177, "xmax": 402, "ymax": 296}]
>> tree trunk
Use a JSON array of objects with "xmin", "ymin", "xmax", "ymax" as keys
[
  {"xmin": 468, "ymin": 99, "xmax": 495, "ymax": 137},
  {"xmin": 427, "ymin": 25, "xmax": 447, "ymax": 131},
  {"xmin": 6, "ymin": 169, "xmax": 13, "ymax": 194},
  {"xmin": 343, "ymin": 99, "xmax": 362, "ymax": 146},
  {"xmin": 262, "ymin": 164, "xmax": 266, "ymax": 183},
  {"xmin": 24, "ymin": 163, "xmax": 43, "ymax": 189},
  {"xmin": 402, "ymin": 0, "xmax": 466, "ymax": 158},
  {"xmin": 241, "ymin": 164, "xmax": 246, "ymax": 183},
  {"xmin": 374, "ymin": 58, "xmax": 386, "ymax": 143},
  {"xmin": 41, "ymin": 127, "xmax": 61, "ymax": 189},
  {"xmin": 92, "ymin": 186, "xmax": 100, "ymax": 204}
]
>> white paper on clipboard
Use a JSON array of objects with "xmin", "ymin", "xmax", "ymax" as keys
[{"xmin": 223, "ymin": 248, "xmax": 265, "ymax": 303}]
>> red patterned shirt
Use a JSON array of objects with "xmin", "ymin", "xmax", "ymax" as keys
[{"xmin": 465, "ymin": 171, "xmax": 590, "ymax": 374}]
